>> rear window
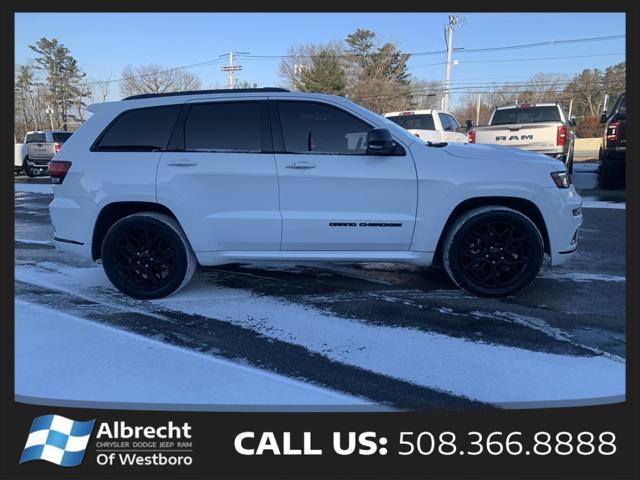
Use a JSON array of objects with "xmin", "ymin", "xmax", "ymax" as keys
[
  {"xmin": 94, "ymin": 105, "xmax": 180, "ymax": 151},
  {"xmin": 52, "ymin": 132, "xmax": 72, "ymax": 143},
  {"xmin": 26, "ymin": 133, "xmax": 46, "ymax": 143},
  {"xmin": 184, "ymin": 102, "xmax": 262, "ymax": 152},
  {"xmin": 490, "ymin": 106, "xmax": 561, "ymax": 125},
  {"xmin": 386, "ymin": 114, "xmax": 435, "ymax": 131}
]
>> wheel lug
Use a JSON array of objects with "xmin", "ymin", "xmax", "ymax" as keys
[
  {"xmin": 492, "ymin": 261, "xmax": 496, "ymax": 264},
  {"xmin": 137, "ymin": 261, "xmax": 140, "ymax": 264}
]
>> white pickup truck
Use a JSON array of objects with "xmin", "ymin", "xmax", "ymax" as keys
[
  {"xmin": 14, "ymin": 130, "xmax": 73, "ymax": 177},
  {"xmin": 383, "ymin": 110, "xmax": 467, "ymax": 144},
  {"xmin": 468, "ymin": 103, "xmax": 576, "ymax": 172}
]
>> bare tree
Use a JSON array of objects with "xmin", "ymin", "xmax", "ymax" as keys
[{"xmin": 120, "ymin": 64, "xmax": 202, "ymax": 97}]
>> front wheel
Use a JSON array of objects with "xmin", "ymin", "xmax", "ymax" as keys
[
  {"xmin": 442, "ymin": 207, "xmax": 544, "ymax": 297},
  {"xmin": 101, "ymin": 213, "xmax": 197, "ymax": 299}
]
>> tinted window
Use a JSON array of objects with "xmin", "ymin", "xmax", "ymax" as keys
[
  {"xmin": 52, "ymin": 132, "xmax": 72, "ymax": 143},
  {"xmin": 27, "ymin": 133, "xmax": 46, "ymax": 143},
  {"xmin": 616, "ymin": 95, "xmax": 626, "ymax": 115},
  {"xmin": 490, "ymin": 106, "xmax": 561, "ymax": 125},
  {"xmin": 446, "ymin": 114, "xmax": 460, "ymax": 130},
  {"xmin": 386, "ymin": 114, "xmax": 435, "ymax": 131},
  {"xmin": 185, "ymin": 102, "xmax": 262, "ymax": 152},
  {"xmin": 95, "ymin": 105, "xmax": 180, "ymax": 151},
  {"xmin": 438, "ymin": 113, "xmax": 452, "ymax": 131},
  {"xmin": 278, "ymin": 102, "xmax": 371, "ymax": 154}
]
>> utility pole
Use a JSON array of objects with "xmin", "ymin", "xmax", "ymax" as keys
[
  {"xmin": 476, "ymin": 94, "xmax": 481, "ymax": 126},
  {"xmin": 443, "ymin": 15, "xmax": 459, "ymax": 112},
  {"xmin": 45, "ymin": 103, "xmax": 55, "ymax": 130},
  {"xmin": 221, "ymin": 51, "xmax": 249, "ymax": 89}
]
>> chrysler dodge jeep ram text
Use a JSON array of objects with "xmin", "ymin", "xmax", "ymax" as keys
[{"xmin": 48, "ymin": 88, "xmax": 582, "ymax": 299}]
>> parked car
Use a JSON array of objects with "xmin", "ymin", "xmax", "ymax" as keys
[
  {"xmin": 15, "ymin": 130, "xmax": 73, "ymax": 177},
  {"xmin": 48, "ymin": 88, "xmax": 582, "ymax": 299},
  {"xmin": 383, "ymin": 109, "xmax": 467, "ymax": 144},
  {"xmin": 469, "ymin": 103, "xmax": 576, "ymax": 173},
  {"xmin": 598, "ymin": 92, "xmax": 626, "ymax": 189}
]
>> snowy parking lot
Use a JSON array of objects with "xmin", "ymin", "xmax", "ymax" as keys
[{"xmin": 14, "ymin": 163, "xmax": 626, "ymax": 410}]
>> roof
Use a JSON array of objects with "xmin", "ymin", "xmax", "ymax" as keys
[
  {"xmin": 122, "ymin": 87, "xmax": 290, "ymax": 101},
  {"xmin": 384, "ymin": 110, "xmax": 436, "ymax": 117}
]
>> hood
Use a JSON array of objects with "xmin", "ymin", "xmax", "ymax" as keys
[{"xmin": 440, "ymin": 142, "xmax": 565, "ymax": 170}]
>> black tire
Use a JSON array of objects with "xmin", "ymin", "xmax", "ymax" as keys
[
  {"xmin": 442, "ymin": 207, "xmax": 544, "ymax": 297},
  {"xmin": 23, "ymin": 158, "xmax": 38, "ymax": 178},
  {"xmin": 565, "ymin": 144, "xmax": 574, "ymax": 174},
  {"xmin": 598, "ymin": 152, "xmax": 624, "ymax": 189},
  {"xmin": 101, "ymin": 212, "xmax": 197, "ymax": 299}
]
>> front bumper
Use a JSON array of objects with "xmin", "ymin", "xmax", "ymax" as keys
[{"xmin": 533, "ymin": 185, "xmax": 583, "ymax": 267}]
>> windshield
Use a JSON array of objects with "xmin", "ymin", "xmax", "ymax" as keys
[
  {"xmin": 52, "ymin": 132, "xmax": 73, "ymax": 143},
  {"xmin": 490, "ymin": 106, "xmax": 561, "ymax": 125},
  {"xmin": 386, "ymin": 114, "xmax": 435, "ymax": 131}
]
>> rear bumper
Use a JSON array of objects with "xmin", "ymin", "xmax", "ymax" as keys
[
  {"xmin": 49, "ymin": 195, "xmax": 95, "ymax": 260},
  {"xmin": 533, "ymin": 186, "xmax": 583, "ymax": 267}
]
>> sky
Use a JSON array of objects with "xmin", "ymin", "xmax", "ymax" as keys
[{"xmin": 14, "ymin": 12, "xmax": 626, "ymax": 107}]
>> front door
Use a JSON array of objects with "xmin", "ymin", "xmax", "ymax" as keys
[{"xmin": 272, "ymin": 100, "xmax": 418, "ymax": 251}]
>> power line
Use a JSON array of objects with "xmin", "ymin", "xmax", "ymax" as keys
[
  {"xmin": 234, "ymin": 34, "xmax": 624, "ymax": 60},
  {"xmin": 412, "ymin": 52, "xmax": 625, "ymax": 69}
]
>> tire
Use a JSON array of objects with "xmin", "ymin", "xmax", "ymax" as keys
[
  {"xmin": 23, "ymin": 158, "xmax": 38, "ymax": 178},
  {"xmin": 565, "ymin": 144, "xmax": 574, "ymax": 174},
  {"xmin": 598, "ymin": 153, "xmax": 623, "ymax": 189},
  {"xmin": 101, "ymin": 212, "xmax": 197, "ymax": 299},
  {"xmin": 442, "ymin": 207, "xmax": 544, "ymax": 297}
]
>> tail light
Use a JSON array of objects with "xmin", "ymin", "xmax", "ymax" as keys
[
  {"xmin": 48, "ymin": 160, "xmax": 72, "ymax": 184},
  {"xmin": 607, "ymin": 121, "xmax": 620, "ymax": 145},
  {"xmin": 54, "ymin": 143, "xmax": 62, "ymax": 154},
  {"xmin": 468, "ymin": 130, "xmax": 476, "ymax": 143},
  {"xmin": 557, "ymin": 125, "xmax": 567, "ymax": 146}
]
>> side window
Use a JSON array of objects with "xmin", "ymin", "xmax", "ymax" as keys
[
  {"xmin": 278, "ymin": 101, "xmax": 371, "ymax": 155},
  {"xmin": 438, "ymin": 113, "xmax": 452, "ymax": 131},
  {"xmin": 446, "ymin": 114, "xmax": 460, "ymax": 130},
  {"xmin": 184, "ymin": 102, "xmax": 262, "ymax": 152},
  {"xmin": 94, "ymin": 105, "xmax": 180, "ymax": 151}
]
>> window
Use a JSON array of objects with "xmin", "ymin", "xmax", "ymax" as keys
[
  {"xmin": 278, "ymin": 101, "xmax": 371, "ymax": 154},
  {"xmin": 386, "ymin": 114, "xmax": 435, "ymax": 131},
  {"xmin": 26, "ymin": 133, "xmax": 46, "ymax": 143},
  {"xmin": 184, "ymin": 102, "xmax": 262, "ymax": 152},
  {"xmin": 490, "ymin": 106, "xmax": 561, "ymax": 125},
  {"xmin": 94, "ymin": 105, "xmax": 180, "ymax": 151},
  {"xmin": 438, "ymin": 113, "xmax": 453, "ymax": 131},
  {"xmin": 446, "ymin": 114, "xmax": 460, "ymax": 130},
  {"xmin": 52, "ymin": 132, "xmax": 73, "ymax": 143}
]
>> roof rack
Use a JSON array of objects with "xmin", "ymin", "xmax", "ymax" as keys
[{"xmin": 122, "ymin": 87, "xmax": 290, "ymax": 101}]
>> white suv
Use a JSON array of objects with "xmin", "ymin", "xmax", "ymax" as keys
[
  {"xmin": 384, "ymin": 110, "xmax": 467, "ymax": 144},
  {"xmin": 48, "ymin": 88, "xmax": 582, "ymax": 299}
]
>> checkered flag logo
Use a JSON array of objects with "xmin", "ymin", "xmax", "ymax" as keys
[{"xmin": 20, "ymin": 415, "xmax": 95, "ymax": 467}]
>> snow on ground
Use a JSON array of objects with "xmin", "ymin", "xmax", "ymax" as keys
[
  {"xmin": 16, "ymin": 264, "xmax": 625, "ymax": 406},
  {"xmin": 581, "ymin": 199, "xmax": 626, "ymax": 210},
  {"xmin": 15, "ymin": 299, "xmax": 370, "ymax": 410},
  {"xmin": 539, "ymin": 271, "xmax": 625, "ymax": 283},
  {"xmin": 15, "ymin": 183, "xmax": 53, "ymax": 194}
]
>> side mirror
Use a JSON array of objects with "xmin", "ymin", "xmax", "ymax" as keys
[
  {"xmin": 569, "ymin": 116, "xmax": 577, "ymax": 127},
  {"xmin": 366, "ymin": 128, "xmax": 396, "ymax": 155},
  {"xmin": 599, "ymin": 113, "xmax": 607, "ymax": 124},
  {"xmin": 466, "ymin": 120, "xmax": 474, "ymax": 130}
]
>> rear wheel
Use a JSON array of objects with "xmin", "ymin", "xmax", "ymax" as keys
[
  {"xmin": 23, "ymin": 158, "xmax": 38, "ymax": 178},
  {"xmin": 101, "ymin": 213, "xmax": 197, "ymax": 299},
  {"xmin": 442, "ymin": 207, "xmax": 544, "ymax": 297}
]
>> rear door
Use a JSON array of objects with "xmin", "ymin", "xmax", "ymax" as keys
[
  {"xmin": 157, "ymin": 99, "xmax": 281, "ymax": 252},
  {"xmin": 439, "ymin": 113, "xmax": 467, "ymax": 144},
  {"xmin": 272, "ymin": 99, "xmax": 417, "ymax": 251}
]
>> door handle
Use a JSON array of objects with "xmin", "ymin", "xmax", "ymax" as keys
[
  {"xmin": 167, "ymin": 159, "xmax": 198, "ymax": 167},
  {"xmin": 285, "ymin": 161, "xmax": 316, "ymax": 169}
]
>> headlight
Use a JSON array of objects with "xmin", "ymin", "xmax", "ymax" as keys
[{"xmin": 551, "ymin": 171, "xmax": 571, "ymax": 188}]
